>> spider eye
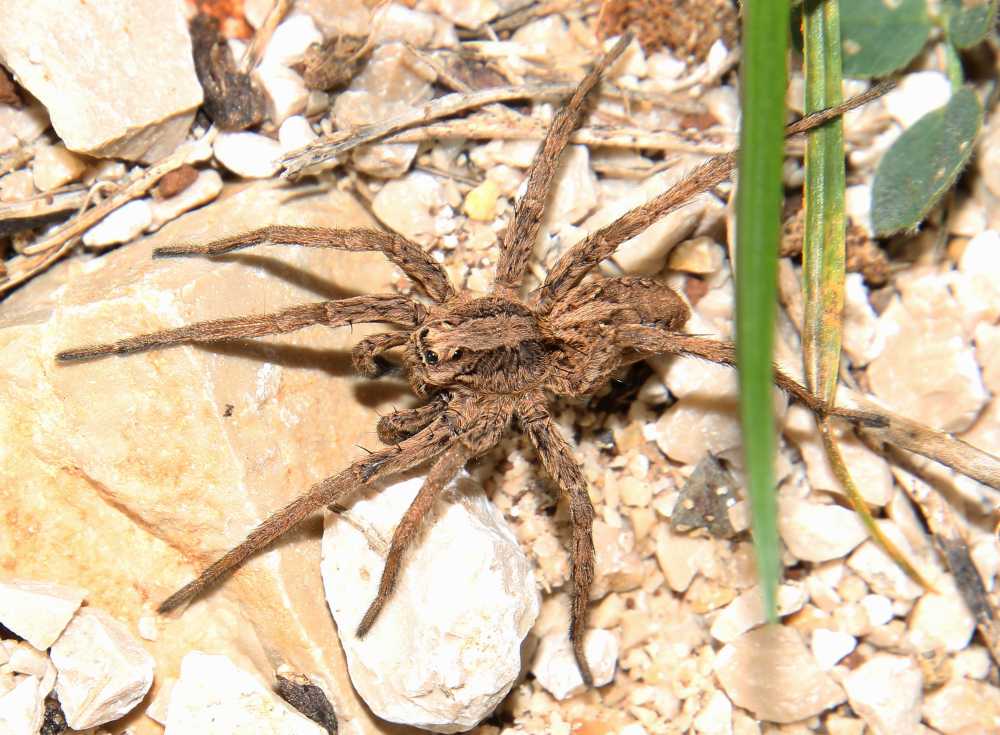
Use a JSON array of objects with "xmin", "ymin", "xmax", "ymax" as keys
[
  {"xmin": 452, "ymin": 349, "xmax": 463, "ymax": 360},
  {"xmin": 424, "ymin": 350, "xmax": 439, "ymax": 365}
]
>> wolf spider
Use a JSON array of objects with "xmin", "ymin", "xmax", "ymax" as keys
[{"xmin": 58, "ymin": 35, "xmax": 888, "ymax": 683}]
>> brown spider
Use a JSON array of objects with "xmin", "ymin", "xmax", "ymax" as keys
[{"xmin": 57, "ymin": 35, "xmax": 885, "ymax": 684}]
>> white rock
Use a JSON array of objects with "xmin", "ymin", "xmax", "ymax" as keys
[
  {"xmin": 165, "ymin": 652, "xmax": 323, "ymax": 734},
  {"xmin": 810, "ymin": 628, "xmax": 856, "ymax": 670},
  {"xmin": 693, "ymin": 689, "xmax": 732, "ymax": 735},
  {"xmin": 0, "ymin": 169, "xmax": 34, "ymax": 202},
  {"xmin": 778, "ymin": 497, "xmax": 868, "ymax": 562},
  {"xmin": 372, "ymin": 3, "xmax": 458, "ymax": 47},
  {"xmin": 955, "ymin": 229, "xmax": 1000, "ymax": 330},
  {"xmin": 321, "ymin": 473, "xmax": 539, "ymax": 733},
  {"xmin": 0, "ymin": 675, "xmax": 46, "ymax": 735},
  {"xmin": 843, "ymin": 654, "xmax": 923, "ymax": 735},
  {"xmin": 841, "ymin": 273, "xmax": 884, "ymax": 366},
  {"xmin": 669, "ymin": 237, "xmax": 725, "ymax": 274},
  {"xmin": 49, "ymin": 607, "xmax": 155, "ymax": 730},
  {"xmin": 847, "ymin": 535, "xmax": 923, "ymax": 601},
  {"xmin": 709, "ymin": 584, "xmax": 806, "ymax": 643},
  {"xmin": 531, "ymin": 628, "xmax": 618, "ymax": 700},
  {"xmin": 859, "ymin": 593, "xmax": 893, "ymax": 627},
  {"xmin": 254, "ymin": 64, "xmax": 309, "ymax": 126},
  {"xmin": 372, "ymin": 171, "xmax": 446, "ymax": 244},
  {"xmin": 884, "ymin": 72, "xmax": 951, "ymax": 128},
  {"xmin": 715, "ymin": 625, "xmax": 845, "ymax": 723},
  {"xmin": 261, "ymin": 13, "xmax": 323, "ymax": 68},
  {"xmin": 654, "ymin": 524, "xmax": 712, "ymax": 593},
  {"xmin": 543, "ymin": 145, "xmax": 599, "ymax": 227},
  {"xmin": 429, "ymin": 0, "xmax": 500, "ymax": 28},
  {"xmin": 0, "ymin": 102, "xmax": 49, "ymax": 151},
  {"xmin": 0, "ymin": 0, "xmax": 202, "ymax": 160},
  {"xmin": 278, "ymin": 115, "xmax": 318, "ymax": 154},
  {"xmin": 213, "ymin": 132, "xmax": 282, "ymax": 178},
  {"xmin": 845, "ymin": 184, "xmax": 873, "ymax": 236},
  {"xmin": 83, "ymin": 200, "xmax": 154, "ymax": 247},
  {"xmin": 7, "ymin": 642, "xmax": 52, "ymax": 679},
  {"xmin": 923, "ymin": 679, "xmax": 1000, "ymax": 734},
  {"xmin": 908, "ymin": 592, "xmax": 976, "ymax": 652},
  {"xmin": 0, "ymin": 578, "xmax": 86, "ymax": 650},
  {"xmin": 149, "ymin": 169, "xmax": 223, "ymax": 230},
  {"xmin": 32, "ymin": 143, "xmax": 88, "ymax": 192}
]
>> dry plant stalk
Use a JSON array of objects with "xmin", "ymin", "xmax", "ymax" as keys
[{"xmin": 56, "ymin": 35, "xmax": 1000, "ymax": 683}]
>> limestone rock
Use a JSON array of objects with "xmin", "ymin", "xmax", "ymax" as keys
[
  {"xmin": 83, "ymin": 200, "xmax": 154, "ymax": 248},
  {"xmin": 848, "ymin": 534, "xmax": 923, "ymax": 601},
  {"xmin": 778, "ymin": 497, "xmax": 868, "ymax": 563},
  {"xmin": 0, "ymin": 674, "xmax": 46, "ymax": 735},
  {"xmin": 0, "ymin": 578, "xmax": 85, "ymax": 649},
  {"xmin": 843, "ymin": 654, "xmax": 922, "ymax": 735},
  {"xmin": 50, "ymin": 607, "xmax": 154, "ymax": 729},
  {"xmin": 32, "ymin": 143, "xmax": 88, "ymax": 192},
  {"xmin": 0, "ymin": 180, "xmax": 403, "ymax": 735},
  {"xmin": 714, "ymin": 625, "xmax": 845, "ymax": 723},
  {"xmin": 810, "ymin": 628, "xmax": 856, "ymax": 670},
  {"xmin": 165, "ymin": 652, "xmax": 324, "ymax": 734},
  {"xmin": 321, "ymin": 473, "xmax": 539, "ymax": 733},
  {"xmin": 709, "ymin": 585, "xmax": 805, "ymax": 644},
  {"xmin": 213, "ymin": 131, "xmax": 282, "ymax": 178},
  {"xmin": 907, "ymin": 592, "xmax": 976, "ymax": 653},
  {"xmin": 531, "ymin": 629, "xmax": 618, "ymax": 701},
  {"xmin": 0, "ymin": 0, "xmax": 202, "ymax": 161},
  {"xmin": 923, "ymin": 679, "xmax": 1000, "ymax": 734}
]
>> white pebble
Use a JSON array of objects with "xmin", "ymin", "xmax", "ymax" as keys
[
  {"xmin": 531, "ymin": 628, "xmax": 618, "ymax": 700},
  {"xmin": 0, "ymin": 675, "xmax": 46, "ymax": 735},
  {"xmin": 32, "ymin": 142, "xmax": 87, "ymax": 191},
  {"xmin": 255, "ymin": 63, "xmax": 308, "ymax": 126},
  {"xmin": 848, "ymin": 537, "xmax": 923, "ymax": 601},
  {"xmin": 709, "ymin": 584, "xmax": 805, "ymax": 643},
  {"xmin": 278, "ymin": 115, "xmax": 317, "ymax": 154},
  {"xmin": 429, "ymin": 0, "xmax": 500, "ymax": 29},
  {"xmin": 0, "ymin": 578, "xmax": 85, "ymax": 650},
  {"xmin": 884, "ymin": 71, "xmax": 951, "ymax": 127},
  {"xmin": 0, "ymin": 169, "xmax": 34, "ymax": 202},
  {"xmin": 83, "ymin": 199, "xmax": 153, "ymax": 247},
  {"xmin": 213, "ymin": 131, "xmax": 282, "ymax": 178},
  {"xmin": 372, "ymin": 171, "xmax": 445, "ymax": 243},
  {"xmin": 149, "ymin": 170, "xmax": 223, "ymax": 231},
  {"xmin": 908, "ymin": 592, "xmax": 976, "ymax": 652},
  {"xmin": 859, "ymin": 594, "xmax": 893, "ymax": 627},
  {"xmin": 165, "ymin": 652, "xmax": 323, "ymax": 734},
  {"xmin": 261, "ymin": 13, "xmax": 322, "ymax": 68},
  {"xmin": 843, "ymin": 654, "xmax": 922, "ymax": 735},
  {"xmin": 7, "ymin": 642, "xmax": 52, "ymax": 679},
  {"xmin": 778, "ymin": 497, "xmax": 868, "ymax": 562},
  {"xmin": 810, "ymin": 628, "xmax": 856, "ymax": 670},
  {"xmin": 693, "ymin": 690, "xmax": 732, "ymax": 735},
  {"xmin": 50, "ymin": 608, "xmax": 155, "ymax": 730}
]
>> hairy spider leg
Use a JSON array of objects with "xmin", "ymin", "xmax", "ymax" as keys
[{"xmin": 155, "ymin": 224, "xmax": 455, "ymax": 303}]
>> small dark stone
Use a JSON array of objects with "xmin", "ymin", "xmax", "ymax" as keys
[{"xmin": 275, "ymin": 673, "xmax": 338, "ymax": 734}]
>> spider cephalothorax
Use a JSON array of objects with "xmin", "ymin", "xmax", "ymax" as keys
[{"xmin": 56, "ymin": 34, "xmax": 884, "ymax": 684}]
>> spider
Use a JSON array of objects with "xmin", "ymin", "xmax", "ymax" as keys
[{"xmin": 57, "ymin": 34, "xmax": 886, "ymax": 684}]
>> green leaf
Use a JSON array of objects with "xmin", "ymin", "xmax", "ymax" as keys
[
  {"xmin": 944, "ymin": 0, "xmax": 998, "ymax": 49},
  {"xmin": 840, "ymin": 0, "xmax": 932, "ymax": 77},
  {"xmin": 736, "ymin": 0, "xmax": 790, "ymax": 623},
  {"xmin": 872, "ymin": 86, "xmax": 982, "ymax": 235}
]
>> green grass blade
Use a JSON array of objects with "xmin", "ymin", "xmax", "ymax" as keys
[{"xmin": 736, "ymin": 0, "xmax": 790, "ymax": 623}]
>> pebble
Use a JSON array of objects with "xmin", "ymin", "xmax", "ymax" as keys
[
  {"xmin": 372, "ymin": 171, "xmax": 446, "ymax": 244},
  {"xmin": 531, "ymin": 629, "xmax": 618, "ymax": 700},
  {"xmin": 165, "ymin": 652, "xmax": 324, "ymax": 734},
  {"xmin": 654, "ymin": 524, "xmax": 713, "ymax": 593},
  {"xmin": 592, "ymin": 520, "xmax": 644, "ymax": 596},
  {"xmin": 49, "ymin": 607, "xmax": 155, "ymax": 730},
  {"xmin": 709, "ymin": 584, "xmax": 806, "ymax": 643},
  {"xmin": 714, "ymin": 625, "xmax": 845, "ymax": 723},
  {"xmin": 907, "ymin": 592, "xmax": 976, "ymax": 653},
  {"xmin": 428, "ymin": 0, "xmax": 500, "ymax": 28},
  {"xmin": 463, "ymin": 179, "xmax": 500, "ymax": 221},
  {"xmin": 82, "ymin": 200, "xmax": 153, "ymax": 247},
  {"xmin": 841, "ymin": 272, "xmax": 884, "ymax": 366},
  {"xmin": 254, "ymin": 63, "xmax": 309, "ymax": 126},
  {"xmin": 32, "ymin": 142, "xmax": 88, "ymax": 192},
  {"xmin": 0, "ymin": 579, "xmax": 85, "ymax": 650},
  {"xmin": 321, "ymin": 473, "xmax": 538, "ymax": 733},
  {"xmin": 956, "ymin": 229, "xmax": 1000, "ymax": 330},
  {"xmin": 0, "ymin": 102, "xmax": 49, "ymax": 152},
  {"xmin": 543, "ymin": 145, "xmax": 599, "ymax": 227},
  {"xmin": 0, "ymin": 674, "xmax": 46, "ymax": 735},
  {"xmin": 372, "ymin": 3, "xmax": 458, "ymax": 47},
  {"xmin": 809, "ymin": 628, "xmax": 856, "ymax": 670},
  {"xmin": 278, "ymin": 115, "xmax": 318, "ymax": 154},
  {"xmin": 923, "ymin": 679, "xmax": 1000, "ymax": 734},
  {"xmin": 213, "ymin": 131, "xmax": 282, "ymax": 178},
  {"xmin": 859, "ymin": 593, "xmax": 893, "ymax": 627},
  {"xmin": 7, "ymin": 642, "xmax": 52, "ymax": 679},
  {"xmin": 149, "ymin": 170, "xmax": 223, "ymax": 231},
  {"xmin": 692, "ymin": 689, "xmax": 732, "ymax": 735},
  {"xmin": 260, "ymin": 14, "xmax": 323, "ymax": 68},
  {"xmin": 778, "ymin": 497, "xmax": 868, "ymax": 562},
  {"xmin": 883, "ymin": 71, "xmax": 952, "ymax": 127},
  {"xmin": 668, "ymin": 237, "xmax": 725, "ymax": 274},
  {"xmin": 844, "ymin": 654, "xmax": 923, "ymax": 735},
  {"xmin": 847, "ymin": 536, "xmax": 923, "ymax": 601},
  {"xmin": 0, "ymin": 169, "xmax": 34, "ymax": 202}
]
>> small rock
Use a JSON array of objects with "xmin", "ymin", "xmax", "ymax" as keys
[
  {"xmin": 83, "ymin": 200, "xmax": 154, "ymax": 247},
  {"xmin": 49, "ymin": 607, "xmax": 155, "ymax": 730},
  {"xmin": 149, "ymin": 169, "xmax": 223, "ymax": 230},
  {"xmin": 155, "ymin": 165, "xmax": 198, "ymax": 199},
  {"xmin": 543, "ymin": 145, "xmax": 599, "ymax": 227},
  {"xmin": 844, "ymin": 654, "xmax": 922, "ymax": 735},
  {"xmin": 531, "ymin": 629, "xmax": 618, "ymax": 700},
  {"xmin": 429, "ymin": 0, "xmax": 501, "ymax": 28},
  {"xmin": 261, "ymin": 14, "xmax": 323, "ymax": 68},
  {"xmin": 278, "ymin": 115, "xmax": 318, "ymax": 154},
  {"xmin": 847, "ymin": 536, "xmax": 923, "ymax": 601},
  {"xmin": 321, "ymin": 473, "xmax": 539, "ymax": 734},
  {"xmin": 213, "ymin": 131, "xmax": 282, "ymax": 178},
  {"xmin": 883, "ymin": 72, "xmax": 951, "ymax": 128},
  {"xmin": 592, "ymin": 520, "xmax": 644, "ymax": 596},
  {"xmin": 0, "ymin": 0, "xmax": 202, "ymax": 160},
  {"xmin": 714, "ymin": 625, "xmax": 845, "ymax": 723},
  {"xmin": 32, "ymin": 143, "xmax": 88, "ymax": 192},
  {"xmin": 0, "ymin": 579, "xmax": 85, "ymax": 650},
  {"xmin": 7, "ymin": 642, "xmax": 52, "ymax": 679},
  {"xmin": 372, "ymin": 171, "xmax": 446, "ymax": 244},
  {"xmin": 907, "ymin": 592, "xmax": 976, "ymax": 653},
  {"xmin": 841, "ymin": 273, "xmax": 884, "ymax": 366},
  {"xmin": 463, "ymin": 179, "xmax": 500, "ymax": 221},
  {"xmin": 669, "ymin": 237, "xmax": 725, "ymax": 275},
  {"xmin": 809, "ymin": 628, "xmax": 856, "ymax": 670},
  {"xmin": 859, "ymin": 593, "xmax": 893, "ymax": 627},
  {"xmin": 778, "ymin": 497, "xmax": 868, "ymax": 562},
  {"xmin": 0, "ymin": 674, "xmax": 46, "ymax": 735},
  {"xmin": 371, "ymin": 3, "xmax": 458, "ymax": 47},
  {"xmin": 165, "ymin": 652, "xmax": 324, "ymax": 734},
  {"xmin": 619, "ymin": 475, "xmax": 653, "ymax": 507},
  {"xmin": 709, "ymin": 584, "xmax": 806, "ymax": 643},
  {"xmin": 692, "ymin": 690, "xmax": 732, "ymax": 735},
  {"xmin": 923, "ymin": 679, "xmax": 1000, "ymax": 735},
  {"xmin": 254, "ymin": 64, "xmax": 309, "ymax": 125},
  {"xmin": 0, "ymin": 169, "xmax": 34, "ymax": 201},
  {"xmin": 0, "ymin": 102, "xmax": 49, "ymax": 153},
  {"xmin": 654, "ymin": 524, "xmax": 712, "ymax": 593},
  {"xmin": 955, "ymin": 229, "xmax": 1000, "ymax": 330}
]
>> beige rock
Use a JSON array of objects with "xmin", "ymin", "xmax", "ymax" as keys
[
  {"xmin": 372, "ymin": 171, "xmax": 446, "ymax": 245},
  {"xmin": 50, "ymin": 607, "xmax": 154, "ymax": 729},
  {"xmin": 542, "ymin": 145, "xmax": 599, "ymax": 228},
  {"xmin": 531, "ymin": 629, "xmax": 618, "ymax": 701},
  {"xmin": 165, "ymin": 652, "xmax": 324, "ymax": 734},
  {"xmin": 778, "ymin": 497, "xmax": 868, "ymax": 562},
  {"xmin": 668, "ymin": 237, "xmax": 725, "ymax": 275},
  {"xmin": 0, "ymin": 101, "xmax": 49, "ymax": 152},
  {"xmin": 0, "ymin": 180, "xmax": 406, "ymax": 735},
  {"xmin": 0, "ymin": 0, "xmax": 201, "ymax": 161},
  {"xmin": 843, "ymin": 654, "xmax": 922, "ymax": 735},
  {"xmin": 907, "ymin": 592, "xmax": 975, "ymax": 653},
  {"xmin": 809, "ymin": 628, "xmax": 856, "ymax": 670},
  {"xmin": 841, "ymin": 273, "xmax": 884, "ymax": 366},
  {"xmin": 922, "ymin": 679, "xmax": 1000, "ymax": 734},
  {"xmin": 428, "ymin": 0, "xmax": 500, "ymax": 28},
  {"xmin": 847, "ymin": 532, "xmax": 924, "ymax": 601},
  {"xmin": 692, "ymin": 689, "xmax": 732, "ymax": 735},
  {"xmin": 213, "ymin": 132, "xmax": 282, "ymax": 178},
  {"xmin": 592, "ymin": 520, "xmax": 644, "ymax": 597},
  {"xmin": 709, "ymin": 585, "xmax": 805, "ymax": 643},
  {"xmin": 6, "ymin": 641, "xmax": 53, "ymax": 679},
  {"xmin": 149, "ymin": 170, "xmax": 224, "ymax": 231},
  {"xmin": 0, "ymin": 578, "xmax": 85, "ymax": 649},
  {"xmin": 714, "ymin": 625, "xmax": 845, "ymax": 723},
  {"xmin": 654, "ymin": 524, "xmax": 712, "ymax": 593},
  {"xmin": 32, "ymin": 143, "xmax": 88, "ymax": 192},
  {"xmin": 83, "ymin": 200, "xmax": 154, "ymax": 248},
  {"xmin": 0, "ymin": 674, "xmax": 46, "ymax": 735}
]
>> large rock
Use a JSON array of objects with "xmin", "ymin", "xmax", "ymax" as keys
[
  {"xmin": 0, "ymin": 0, "xmax": 202, "ymax": 161},
  {"xmin": 0, "ymin": 180, "xmax": 416, "ymax": 734}
]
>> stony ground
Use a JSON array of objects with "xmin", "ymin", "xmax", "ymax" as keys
[{"xmin": 1, "ymin": 1, "xmax": 999, "ymax": 734}]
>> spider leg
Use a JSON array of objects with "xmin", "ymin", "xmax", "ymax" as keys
[
  {"xmin": 56, "ymin": 295, "xmax": 420, "ymax": 363},
  {"xmin": 352, "ymin": 331, "xmax": 409, "ymax": 378},
  {"xmin": 157, "ymin": 411, "xmax": 459, "ymax": 613},
  {"xmin": 519, "ymin": 395, "xmax": 597, "ymax": 686},
  {"xmin": 376, "ymin": 395, "xmax": 448, "ymax": 445},
  {"xmin": 492, "ymin": 33, "xmax": 632, "ymax": 293},
  {"xmin": 155, "ymin": 225, "xmax": 455, "ymax": 303}
]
